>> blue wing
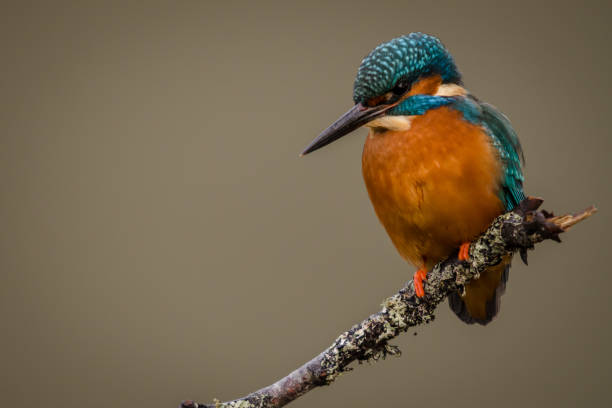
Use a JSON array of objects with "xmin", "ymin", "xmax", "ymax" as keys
[
  {"xmin": 478, "ymin": 102, "xmax": 525, "ymax": 211},
  {"xmin": 447, "ymin": 99, "xmax": 524, "ymax": 327}
]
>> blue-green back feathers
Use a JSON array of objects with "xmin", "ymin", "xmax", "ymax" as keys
[{"xmin": 478, "ymin": 102, "xmax": 525, "ymax": 210}]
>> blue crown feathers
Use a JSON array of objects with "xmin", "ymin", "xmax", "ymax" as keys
[{"xmin": 353, "ymin": 33, "xmax": 461, "ymax": 104}]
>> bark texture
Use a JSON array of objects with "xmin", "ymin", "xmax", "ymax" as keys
[{"xmin": 181, "ymin": 198, "xmax": 596, "ymax": 408}]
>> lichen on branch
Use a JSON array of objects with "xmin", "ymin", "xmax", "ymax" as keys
[{"xmin": 181, "ymin": 198, "xmax": 596, "ymax": 408}]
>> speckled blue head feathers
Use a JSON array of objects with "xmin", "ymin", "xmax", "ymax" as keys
[{"xmin": 353, "ymin": 33, "xmax": 461, "ymax": 104}]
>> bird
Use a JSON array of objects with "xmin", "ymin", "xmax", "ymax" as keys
[{"xmin": 301, "ymin": 32, "xmax": 525, "ymax": 325}]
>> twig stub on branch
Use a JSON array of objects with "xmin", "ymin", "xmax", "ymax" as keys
[{"xmin": 182, "ymin": 198, "xmax": 596, "ymax": 408}]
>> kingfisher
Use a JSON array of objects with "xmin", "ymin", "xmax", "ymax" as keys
[{"xmin": 301, "ymin": 33, "xmax": 525, "ymax": 325}]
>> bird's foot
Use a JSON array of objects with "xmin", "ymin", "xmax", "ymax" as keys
[
  {"xmin": 458, "ymin": 242, "xmax": 471, "ymax": 261},
  {"xmin": 413, "ymin": 268, "xmax": 427, "ymax": 297}
]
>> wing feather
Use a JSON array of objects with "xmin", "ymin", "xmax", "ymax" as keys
[{"xmin": 479, "ymin": 102, "xmax": 525, "ymax": 210}]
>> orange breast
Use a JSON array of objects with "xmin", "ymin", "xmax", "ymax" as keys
[{"xmin": 362, "ymin": 106, "xmax": 504, "ymax": 270}]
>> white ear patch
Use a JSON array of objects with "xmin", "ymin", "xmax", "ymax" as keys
[
  {"xmin": 365, "ymin": 115, "xmax": 415, "ymax": 131},
  {"xmin": 434, "ymin": 83, "xmax": 467, "ymax": 97}
]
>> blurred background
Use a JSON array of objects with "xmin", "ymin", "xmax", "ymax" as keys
[{"xmin": 1, "ymin": 1, "xmax": 611, "ymax": 407}]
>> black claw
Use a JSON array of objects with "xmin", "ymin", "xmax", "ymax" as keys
[
  {"xmin": 519, "ymin": 248, "xmax": 528, "ymax": 265},
  {"xmin": 550, "ymin": 234, "xmax": 562, "ymax": 243}
]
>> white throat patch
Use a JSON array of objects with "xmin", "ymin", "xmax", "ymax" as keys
[{"xmin": 365, "ymin": 115, "xmax": 415, "ymax": 131}]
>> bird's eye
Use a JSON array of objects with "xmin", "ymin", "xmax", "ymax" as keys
[{"xmin": 392, "ymin": 79, "xmax": 410, "ymax": 95}]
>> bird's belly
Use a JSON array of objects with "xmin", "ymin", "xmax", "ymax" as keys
[{"xmin": 361, "ymin": 107, "xmax": 504, "ymax": 269}]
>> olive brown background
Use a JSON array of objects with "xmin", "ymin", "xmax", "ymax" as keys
[{"xmin": 1, "ymin": 1, "xmax": 611, "ymax": 407}]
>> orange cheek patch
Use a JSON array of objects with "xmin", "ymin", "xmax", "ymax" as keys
[
  {"xmin": 366, "ymin": 94, "xmax": 389, "ymax": 107},
  {"xmin": 407, "ymin": 74, "xmax": 443, "ymax": 96}
]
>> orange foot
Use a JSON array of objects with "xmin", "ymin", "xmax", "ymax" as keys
[
  {"xmin": 458, "ymin": 242, "xmax": 471, "ymax": 261},
  {"xmin": 413, "ymin": 268, "xmax": 427, "ymax": 297}
]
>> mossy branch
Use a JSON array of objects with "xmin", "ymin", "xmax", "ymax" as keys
[{"xmin": 181, "ymin": 198, "xmax": 596, "ymax": 408}]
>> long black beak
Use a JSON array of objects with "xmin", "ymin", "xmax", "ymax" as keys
[{"xmin": 300, "ymin": 103, "xmax": 390, "ymax": 156}]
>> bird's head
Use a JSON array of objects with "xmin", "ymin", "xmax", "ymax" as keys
[{"xmin": 301, "ymin": 32, "xmax": 462, "ymax": 156}]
